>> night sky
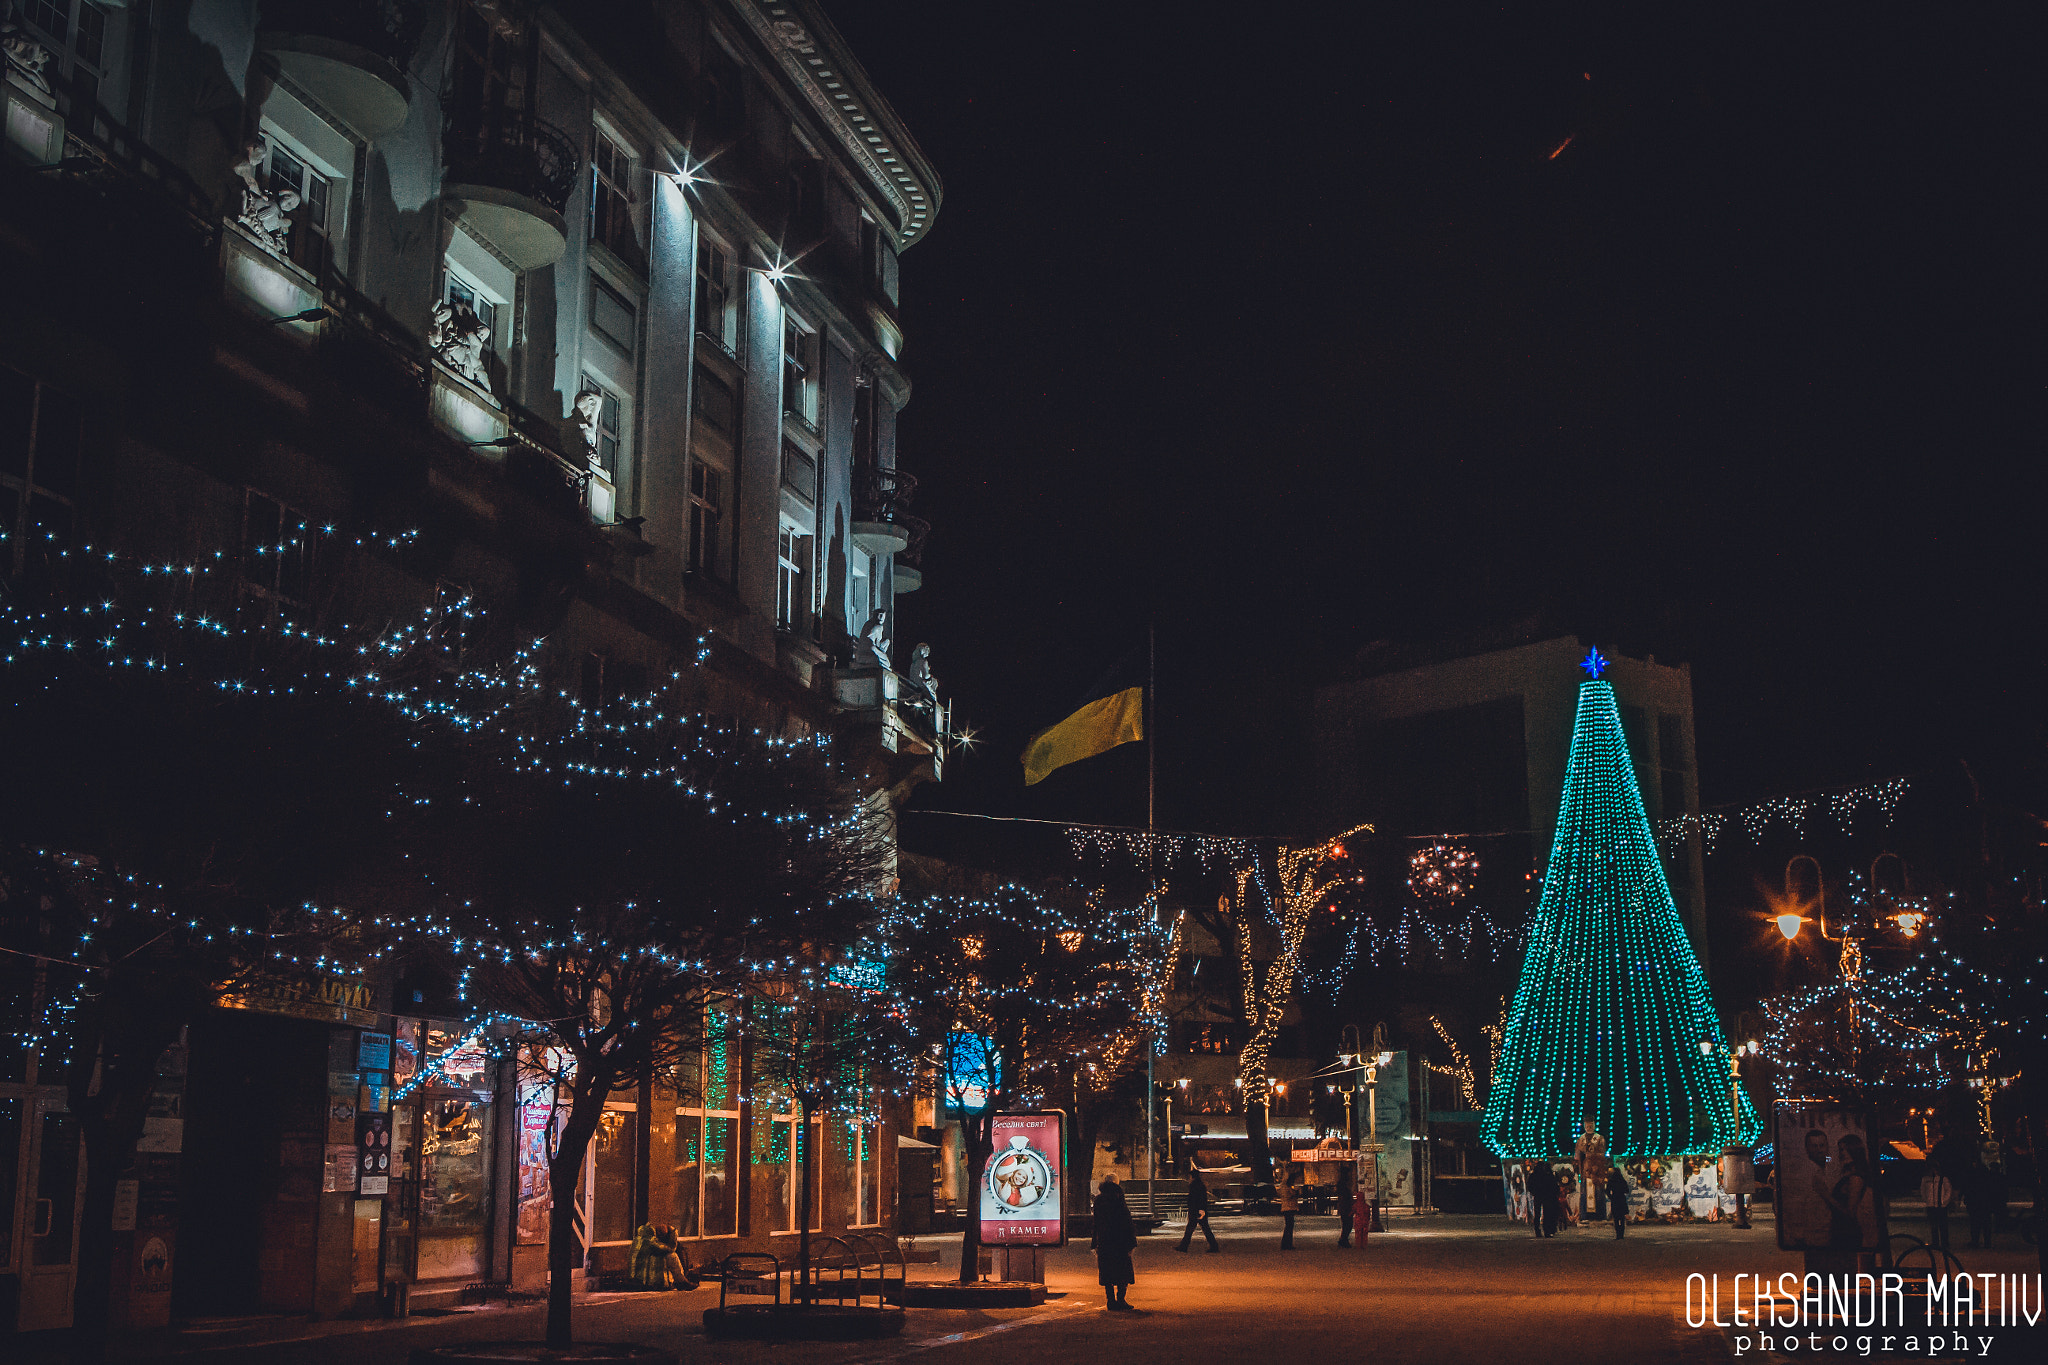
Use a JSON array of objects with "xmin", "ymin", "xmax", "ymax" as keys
[{"xmin": 826, "ymin": 3, "xmax": 2041, "ymax": 849}]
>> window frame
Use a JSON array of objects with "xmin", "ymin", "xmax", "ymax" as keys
[
  {"xmin": 589, "ymin": 123, "xmax": 641, "ymax": 267},
  {"xmin": 671, "ymin": 1012, "xmax": 742, "ymax": 1241},
  {"xmin": 255, "ymin": 127, "xmax": 337, "ymax": 280},
  {"xmin": 694, "ymin": 227, "xmax": 739, "ymax": 356},
  {"xmin": 22, "ymin": 0, "xmax": 113, "ymax": 123},
  {"xmin": 775, "ymin": 521, "xmax": 809, "ymax": 633},
  {"xmin": 781, "ymin": 311, "xmax": 818, "ymax": 427}
]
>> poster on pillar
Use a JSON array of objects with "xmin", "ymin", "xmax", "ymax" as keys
[
  {"xmin": 980, "ymin": 1111, "xmax": 1064, "ymax": 1247},
  {"xmin": 1372, "ymin": 1053, "xmax": 1415, "ymax": 1207}
]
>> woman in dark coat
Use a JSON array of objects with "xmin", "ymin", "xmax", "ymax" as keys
[{"xmin": 1091, "ymin": 1173, "xmax": 1138, "ymax": 1310}]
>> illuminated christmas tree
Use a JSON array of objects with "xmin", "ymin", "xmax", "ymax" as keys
[{"xmin": 1482, "ymin": 650, "xmax": 1761, "ymax": 1158}]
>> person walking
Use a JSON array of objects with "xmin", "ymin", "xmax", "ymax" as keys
[
  {"xmin": 1177, "ymin": 1167, "xmax": 1220, "ymax": 1253},
  {"xmin": 1606, "ymin": 1166, "xmax": 1631, "ymax": 1239},
  {"xmin": 1920, "ymin": 1165, "xmax": 1957, "ymax": 1251},
  {"xmin": 1963, "ymin": 1158, "xmax": 1997, "ymax": 1249},
  {"xmin": 1528, "ymin": 1160, "xmax": 1558, "ymax": 1238},
  {"xmin": 1092, "ymin": 1174, "xmax": 1138, "ymax": 1311},
  {"xmin": 1278, "ymin": 1165, "xmax": 1300, "ymax": 1249},
  {"xmin": 1336, "ymin": 1159, "xmax": 1356, "ymax": 1247}
]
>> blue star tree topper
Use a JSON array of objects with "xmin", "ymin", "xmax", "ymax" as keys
[{"xmin": 1580, "ymin": 646, "xmax": 1609, "ymax": 679}]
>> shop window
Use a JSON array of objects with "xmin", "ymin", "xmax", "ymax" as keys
[
  {"xmin": 671, "ymin": 1010, "xmax": 740, "ymax": 1240},
  {"xmin": 417, "ymin": 1097, "xmax": 493, "ymax": 1280},
  {"xmin": 847, "ymin": 1117, "xmax": 883, "ymax": 1227},
  {"xmin": 753, "ymin": 1108, "xmax": 820, "ymax": 1233},
  {"xmin": 590, "ymin": 1107, "xmax": 637, "ymax": 1246}
]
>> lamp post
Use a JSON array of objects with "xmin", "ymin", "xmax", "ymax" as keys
[{"xmin": 1702, "ymin": 1037, "xmax": 1759, "ymax": 1228}]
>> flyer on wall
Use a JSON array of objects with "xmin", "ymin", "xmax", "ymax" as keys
[{"xmin": 981, "ymin": 1111, "xmax": 1065, "ymax": 1247}]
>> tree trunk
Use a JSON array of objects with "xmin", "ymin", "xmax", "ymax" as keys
[
  {"xmin": 797, "ymin": 1097, "xmax": 814, "ymax": 1305},
  {"xmin": 545, "ymin": 1081, "xmax": 608, "ymax": 1349},
  {"xmin": 956, "ymin": 1112, "xmax": 992, "ymax": 1283},
  {"xmin": 68, "ymin": 1026, "xmax": 179, "ymax": 1364},
  {"xmin": 1245, "ymin": 1097, "xmax": 1273, "ymax": 1188}
]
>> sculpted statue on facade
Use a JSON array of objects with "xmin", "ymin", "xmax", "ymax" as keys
[
  {"xmin": 230, "ymin": 140, "xmax": 299, "ymax": 256},
  {"xmin": 859, "ymin": 608, "xmax": 889, "ymax": 671},
  {"xmin": 428, "ymin": 299, "xmax": 493, "ymax": 391},
  {"xmin": 905, "ymin": 642, "xmax": 938, "ymax": 704},
  {"xmin": 573, "ymin": 389, "xmax": 604, "ymax": 453},
  {"xmin": 3, "ymin": 18, "xmax": 52, "ymax": 92}
]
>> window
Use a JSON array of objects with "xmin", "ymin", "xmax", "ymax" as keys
[
  {"xmin": 1185, "ymin": 1024, "xmax": 1237, "ymax": 1055},
  {"xmin": 590, "ymin": 127, "xmax": 641, "ymax": 266},
  {"xmin": 787, "ymin": 135, "xmax": 824, "ymax": 243},
  {"xmin": 691, "ymin": 365, "xmax": 733, "ymax": 434},
  {"xmin": 578, "ymin": 377, "xmax": 620, "ymax": 477},
  {"xmin": 780, "ymin": 440, "xmax": 816, "ymax": 503},
  {"xmin": 451, "ymin": 0, "xmax": 525, "ymax": 131},
  {"xmin": 2, "ymin": 367, "xmax": 82, "ymax": 574},
  {"xmin": 776, "ymin": 524, "xmax": 808, "ymax": 632},
  {"xmin": 589, "ymin": 1107, "xmax": 637, "ymax": 1246},
  {"xmin": 672, "ymin": 1009, "xmax": 741, "ymax": 1239},
  {"xmin": 239, "ymin": 490, "xmax": 315, "ymax": 610},
  {"xmin": 588, "ymin": 274, "xmax": 636, "ymax": 355},
  {"xmin": 753, "ymin": 1107, "xmax": 821, "ymax": 1233},
  {"xmin": 260, "ymin": 135, "xmax": 334, "ymax": 278},
  {"xmin": 694, "ymin": 233, "xmax": 737, "ymax": 353},
  {"xmin": 846, "ymin": 1118, "xmax": 883, "ymax": 1227},
  {"xmin": 444, "ymin": 271, "xmax": 499, "ymax": 367},
  {"xmin": 687, "ymin": 463, "xmax": 723, "ymax": 579},
  {"xmin": 782, "ymin": 316, "xmax": 817, "ymax": 425},
  {"xmin": 862, "ymin": 219, "xmax": 899, "ymax": 307},
  {"xmin": 23, "ymin": 1, "xmax": 109, "ymax": 119}
]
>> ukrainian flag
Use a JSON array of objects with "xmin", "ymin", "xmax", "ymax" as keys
[{"xmin": 1021, "ymin": 650, "xmax": 1145, "ymax": 786}]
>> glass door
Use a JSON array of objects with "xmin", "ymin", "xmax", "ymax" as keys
[{"xmin": 18, "ymin": 1105, "xmax": 83, "ymax": 1330}]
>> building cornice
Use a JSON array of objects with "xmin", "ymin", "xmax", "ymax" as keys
[{"xmin": 725, "ymin": 0, "xmax": 943, "ymax": 249}]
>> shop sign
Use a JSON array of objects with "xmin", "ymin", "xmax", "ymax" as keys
[
  {"xmin": 323, "ymin": 1144, "xmax": 356, "ymax": 1194},
  {"xmin": 327, "ymin": 1099, "xmax": 356, "ymax": 1146},
  {"xmin": 220, "ymin": 973, "xmax": 378, "ymax": 1027},
  {"xmin": 980, "ymin": 1111, "xmax": 1064, "ymax": 1247},
  {"xmin": 1772, "ymin": 1101, "xmax": 1889, "ymax": 1252},
  {"xmin": 356, "ymin": 1112, "xmax": 393, "ymax": 1195},
  {"xmin": 112, "ymin": 1179, "xmax": 140, "ymax": 1232}
]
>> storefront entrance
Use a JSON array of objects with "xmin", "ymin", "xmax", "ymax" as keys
[
  {"xmin": 175, "ymin": 1011, "xmax": 329, "ymax": 1316},
  {"xmin": 1, "ymin": 1089, "xmax": 84, "ymax": 1332}
]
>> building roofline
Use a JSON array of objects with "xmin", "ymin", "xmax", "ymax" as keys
[{"xmin": 726, "ymin": 0, "xmax": 943, "ymax": 249}]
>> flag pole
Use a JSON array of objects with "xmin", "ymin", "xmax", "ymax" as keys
[{"xmin": 1146, "ymin": 617, "xmax": 1157, "ymax": 1218}]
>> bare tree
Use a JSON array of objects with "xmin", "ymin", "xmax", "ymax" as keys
[{"xmin": 881, "ymin": 883, "xmax": 1163, "ymax": 1282}]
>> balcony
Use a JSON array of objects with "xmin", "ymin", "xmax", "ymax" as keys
[
  {"xmin": 441, "ymin": 111, "xmax": 576, "ymax": 271},
  {"xmin": 893, "ymin": 517, "xmax": 927, "ymax": 594},
  {"xmin": 257, "ymin": 1, "xmax": 426, "ymax": 141},
  {"xmin": 852, "ymin": 465, "xmax": 928, "ymax": 558}
]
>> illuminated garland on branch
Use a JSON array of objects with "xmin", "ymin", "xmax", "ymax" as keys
[
  {"xmin": 1483, "ymin": 678, "xmax": 1761, "ymax": 1159},
  {"xmin": 1654, "ymin": 779, "xmax": 1910, "ymax": 859}
]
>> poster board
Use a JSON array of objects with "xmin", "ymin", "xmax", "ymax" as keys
[
  {"xmin": 1772, "ymin": 1101, "xmax": 1889, "ymax": 1252},
  {"xmin": 1373, "ymin": 1052, "xmax": 1416, "ymax": 1206},
  {"xmin": 980, "ymin": 1111, "xmax": 1065, "ymax": 1247}
]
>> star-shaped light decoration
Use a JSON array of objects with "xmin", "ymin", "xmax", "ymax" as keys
[{"xmin": 1580, "ymin": 646, "xmax": 1609, "ymax": 679}]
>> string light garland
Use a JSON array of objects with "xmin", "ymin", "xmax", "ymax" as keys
[
  {"xmin": 1426, "ymin": 1014, "xmax": 1481, "ymax": 1109},
  {"xmin": 1483, "ymin": 678, "xmax": 1761, "ymax": 1160},
  {"xmin": 1654, "ymin": 779, "xmax": 1910, "ymax": 860},
  {"xmin": 1232, "ymin": 827, "xmax": 1368, "ymax": 1106}
]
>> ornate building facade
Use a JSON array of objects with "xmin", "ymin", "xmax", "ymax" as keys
[{"xmin": 3, "ymin": 0, "xmax": 946, "ymax": 1329}]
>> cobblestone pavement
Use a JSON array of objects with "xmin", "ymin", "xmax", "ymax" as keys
[{"xmin": 21, "ymin": 1211, "xmax": 2043, "ymax": 1365}]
